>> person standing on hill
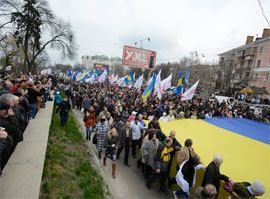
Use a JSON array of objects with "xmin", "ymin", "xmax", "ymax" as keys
[{"xmin": 56, "ymin": 96, "xmax": 71, "ymax": 127}]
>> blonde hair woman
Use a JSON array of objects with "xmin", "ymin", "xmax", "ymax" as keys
[{"xmin": 104, "ymin": 128, "xmax": 119, "ymax": 178}]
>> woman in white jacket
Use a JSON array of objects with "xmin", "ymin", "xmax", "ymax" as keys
[{"xmin": 173, "ymin": 155, "xmax": 205, "ymax": 199}]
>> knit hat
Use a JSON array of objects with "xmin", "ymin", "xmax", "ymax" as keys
[
  {"xmin": 0, "ymin": 103, "xmax": 10, "ymax": 110},
  {"xmin": 250, "ymin": 181, "xmax": 265, "ymax": 194}
]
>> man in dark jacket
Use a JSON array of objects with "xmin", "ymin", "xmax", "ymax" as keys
[
  {"xmin": 0, "ymin": 102, "xmax": 20, "ymax": 166},
  {"xmin": 27, "ymin": 82, "xmax": 42, "ymax": 119},
  {"xmin": 202, "ymin": 155, "xmax": 229, "ymax": 197},
  {"xmin": 56, "ymin": 96, "xmax": 71, "ymax": 127},
  {"xmin": 117, "ymin": 121, "xmax": 132, "ymax": 167}
]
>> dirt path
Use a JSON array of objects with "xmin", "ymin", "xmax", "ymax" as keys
[{"xmin": 73, "ymin": 110, "xmax": 170, "ymax": 199}]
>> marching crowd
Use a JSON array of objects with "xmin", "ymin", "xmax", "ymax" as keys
[
  {"xmin": 56, "ymin": 78, "xmax": 266, "ymax": 199},
  {"xmin": 0, "ymin": 73, "xmax": 267, "ymax": 199}
]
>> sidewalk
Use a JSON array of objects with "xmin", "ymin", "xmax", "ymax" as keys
[{"xmin": 0, "ymin": 100, "xmax": 54, "ymax": 199}]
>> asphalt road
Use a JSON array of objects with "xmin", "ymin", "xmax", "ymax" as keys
[{"xmin": 73, "ymin": 110, "xmax": 171, "ymax": 199}]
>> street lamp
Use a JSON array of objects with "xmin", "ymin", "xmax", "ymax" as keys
[{"xmin": 135, "ymin": 37, "xmax": 150, "ymax": 49}]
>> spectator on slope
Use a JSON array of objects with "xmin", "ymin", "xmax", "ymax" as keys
[
  {"xmin": 95, "ymin": 117, "xmax": 109, "ymax": 159},
  {"xmin": 84, "ymin": 106, "xmax": 95, "ymax": 140},
  {"xmin": 202, "ymin": 155, "xmax": 230, "ymax": 197},
  {"xmin": 27, "ymin": 82, "xmax": 42, "ymax": 119},
  {"xmin": 117, "ymin": 120, "xmax": 132, "ymax": 166},
  {"xmin": 56, "ymin": 96, "xmax": 71, "ymax": 127}
]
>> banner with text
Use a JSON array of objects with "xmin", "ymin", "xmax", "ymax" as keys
[{"xmin": 123, "ymin": 46, "xmax": 157, "ymax": 69}]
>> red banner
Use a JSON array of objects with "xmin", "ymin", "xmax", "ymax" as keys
[{"xmin": 123, "ymin": 46, "xmax": 157, "ymax": 69}]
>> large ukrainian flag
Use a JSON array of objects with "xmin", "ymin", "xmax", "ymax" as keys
[
  {"xmin": 142, "ymin": 74, "xmax": 156, "ymax": 102},
  {"xmin": 176, "ymin": 70, "xmax": 183, "ymax": 96},
  {"xmin": 157, "ymin": 118, "xmax": 269, "ymax": 199}
]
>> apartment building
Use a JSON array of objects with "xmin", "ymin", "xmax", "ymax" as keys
[{"xmin": 216, "ymin": 28, "xmax": 270, "ymax": 99}]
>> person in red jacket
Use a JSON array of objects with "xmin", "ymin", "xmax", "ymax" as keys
[{"xmin": 84, "ymin": 106, "xmax": 95, "ymax": 140}]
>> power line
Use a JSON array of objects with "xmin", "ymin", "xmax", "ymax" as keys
[{"xmin": 257, "ymin": 0, "xmax": 270, "ymax": 28}]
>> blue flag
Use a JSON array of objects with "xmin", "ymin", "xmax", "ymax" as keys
[{"xmin": 176, "ymin": 70, "xmax": 183, "ymax": 96}]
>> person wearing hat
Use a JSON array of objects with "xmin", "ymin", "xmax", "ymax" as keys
[
  {"xmin": 128, "ymin": 111, "xmax": 137, "ymax": 122},
  {"xmin": 95, "ymin": 116, "xmax": 109, "ymax": 159},
  {"xmin": 231, "ymin": 181, "xmax": 265, "ymax": 198},
  {"xmin": 159, "ymin": 112, "xmax": 168, "ymax": 122},
  {"xmin": 56, "ymin": 96, "xmax": 71, "ymax": 127}
]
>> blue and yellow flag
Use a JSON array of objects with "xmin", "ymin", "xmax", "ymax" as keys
[
  {"xmin": 176, "ymin": 70, "xmax": 183, "ymax": 96},
  {"xmin": 184, "ymin": 66, "xmax": 190, "ymax": 89},
  {"xmin": 0, "ymin": 64, "xmax": 3, "ymax": 70},
  {"xmin": 123, "ymin": 72, "xmax": 135, "ymax": 86},
  {"xmin": 142, "ymin": 73, "xmax": 156, "ymax": 102}
]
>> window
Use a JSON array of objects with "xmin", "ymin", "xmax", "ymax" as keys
[
  {"xmin": 254, "ymin": 73, "xmax": 258, "ymax": 81},
  {"xmin": 240, "ymin": 62, "xmax": 244, "ymax": 68},
  {"xmin": 267, "ymin": 58, "xmax": 270, "ymax": 67},
  {"xmin": 265, "ymin": 72, "xmax": 269, "ymax": 81},
  {"xmin": 260, "ymin": 47, "xmax": 263, "ymax": 55},
  {"xmin": 257, "ymin": 60, "xmax": 261, "ymax": 68},
  {"xmin": 247, "ymin": 61, "xmax": 252, "ymax": 68}
]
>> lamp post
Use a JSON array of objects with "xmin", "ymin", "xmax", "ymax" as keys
[{"xmin": 135, "ymin": 37, "xmax": 150, "ymax": 49}]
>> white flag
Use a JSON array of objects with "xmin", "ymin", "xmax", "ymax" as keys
[
  {"xmin": 76, "ymin": 72, "xmax": 82, "ymax": 81},
  {"xmin": 5, "ymin": 65, "xmax": 12, "ymax": 71},
  {"xmin": 147, "ymin": 76, "xmax": 153, "ymax": 87},
  {"xmin": 97, "ymin": 70, "xmax": 107, "ymax": 82},
  {"xmin": 111, "ymin": 75, "xmax": 118, "ymax": 84},
  {"xmin": 117, "ymin": 76, "xmax": 127, "ymax": 86},
  {"xmin": 134, "ymin": 75, "xmax": 144, "ymax": 91},
  {"xmin": 181, "ymin": 80, "xmax": 200, "ymax": 101},
  {"xmin": 160, "ymin": 74, "xmax": 172, "ymax": 93},
  {"xmin": 154, "ymin": 70, "xmax": 162, "ymax": 99}
]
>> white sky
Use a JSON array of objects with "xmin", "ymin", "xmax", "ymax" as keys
[{"xmin": 47, "ymin": 0, "xmax": 270, "ymax": 65}]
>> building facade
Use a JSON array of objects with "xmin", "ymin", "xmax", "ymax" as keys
[{"xmin": 216, "ymin": 28, "xmax": 270, "ymax": 99}]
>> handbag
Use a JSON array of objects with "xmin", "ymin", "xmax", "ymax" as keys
[
  {"xmin": 83, "ymin": 116, "xmax": 87, "ymax": 122},
  {"xmin": 93, "ymin": 133, "xmax": 97, "ymax": 144}
]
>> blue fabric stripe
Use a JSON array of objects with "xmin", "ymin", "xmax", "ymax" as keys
[{"xmin": 204, "ymin": 118, "xmax": 270, "ymax": 145}]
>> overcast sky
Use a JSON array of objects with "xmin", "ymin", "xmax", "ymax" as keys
[{"xmin": 47, "ymin": 0, "xmax": 270, "ymax": 65}]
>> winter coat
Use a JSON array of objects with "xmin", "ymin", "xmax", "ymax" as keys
[
  {"xmin": 27, "ymin": 87, "xmax": 42, "ymax": 104},
  {"xmin": 177, "ymin": 146, "xmax": 200, "ymax": 166},
  {"xmin": 118, "ymin": 126, "xmax": 132, "ymax": 147},
  {"xmin": 56, "ymin": 100, "xmax": 71, "ymax": 115},
  {"xmin": 0, "ymin": 115, "xmax": 20, "ymax": 142},
  {"xmin": 176, "ymin": 160, "xmax": 205, "ymax": 193},
  {"xmin": 84, "ymin": 112, "xmax": 95, "ymax": 128},
  {"xmin": 105, "ymin": 135, "xmax": 119, "ymax": 161},
  {"xmin": 141, "ymin": 139, "xmax": 159, "ymax": 169},
  {"xmin": 154, "ymin": 142, "xmax": 174, "ymax": 172},
  {"xmin": 95, "ymin": 122, "xmax": 109, "ymax": 151},
  {"xmin": 55, "ymin": 94, "xmax": 62, "ymax": 105},
  {"xmin": 202, "ymin": 161, "xmax": 229, "ymax": 194},
  {"xmin": 82, "ymin": 98, "xmax": 91, "ymax": 110}
]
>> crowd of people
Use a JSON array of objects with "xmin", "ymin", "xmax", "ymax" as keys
[
  {"xmin": 53, "ymin": 77, "xmax": 266, "ymax": 199},
  {"xmin": 0, "ymin": 73, "xmax": 267, "ymax": 199},
  {"xmin": 0, "ymin": 73, "xmax": 56, "ymax": 176}
]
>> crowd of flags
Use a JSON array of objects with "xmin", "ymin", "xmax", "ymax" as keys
[{"xmin": 60, "ymin": 65, "xmax": 197, "ymax": 102}]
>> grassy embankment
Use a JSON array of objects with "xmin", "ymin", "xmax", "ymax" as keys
[{"xmin": 40, "ymin": 107, "xmax": 109, "ymax": 199}]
